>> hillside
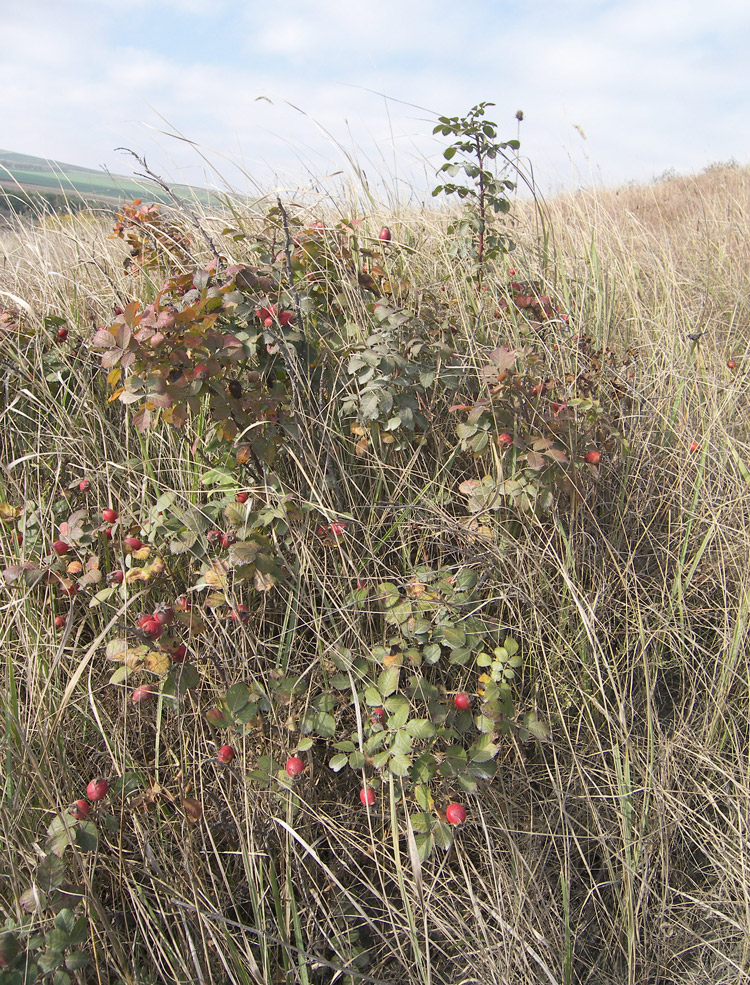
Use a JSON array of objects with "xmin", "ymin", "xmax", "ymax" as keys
[{"xmin": 0, "ymin": 147, "xmax": 217, "ymax": 210}]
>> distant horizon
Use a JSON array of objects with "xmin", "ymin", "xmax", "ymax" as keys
[{"xmin": 3, "ymin": 141, "xmax": 746, "ymax": 213}]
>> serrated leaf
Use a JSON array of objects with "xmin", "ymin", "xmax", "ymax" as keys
[
  {"xmin": 384, "ymin": 695, "xmax": 410, "ymax": 729},
  {"xmin": 297, "ymin": 737, "xmax": 314, "ymax": 752},
  {"xmin": 46, "ymin": 815, "xmax": 77, "ymax": 857},
  {"xmin": 364, "ymin": 686, "xmax": 382, "ymax": 706},
  {"xmin": 65, "ymin": 951, "xmax": 90, "ymax": 971},
  {"xmin": 169, "ymin": 530, "xmax": 199, "ymax": 554},
  {"xmin": 442, "ymin": 625, "xmax": 466, "ymax": 649},
  {"xmin": 225, "ymin": 682, "xmax": 251, "ymax": 714},
  {"xmin": 105, "ymin": 638, "xmax": 129, "ymax": 662},
  {"xmin": 471, "ymin": 742, "xmax": 498, "ymax": 762},
  {"xmin": 329, "ymin": 753, "xmax": 348, "ymax": 772},
  {"xmin": 388, "ymin": 753, "xmax": 412, "ymax": 777},
  {"xmin": 37, "ymin": 854, "xmax": 66, "ymax": 893},
  {"xmin": 378, "ymin": 666, "xmax": 400, "ymax": 697},
  {"xmin": 458, "ymin": 774, "xmax": 478, "ymax": 794},
  {"xmin": 468, "ymin": 758, "xmax": 497, "ymax": 780},
  {"xmin": 415, "ymin": 831, "xmax": 434, "ymax": 860},
  {"xmin": 433, "ymin": 820, "xmax": 454, "ymax": 851},
  {"xmin": 74, "ymin": 821, "xmax": 99, "ymax": 853},
  {"xmin": 405, "ymin": 718, "xmax": 436, "ymax": 739},
  {"xmin": 348, "ymin": 750, "xmax": 366, "ymax": 770},
  {"xmin": 372, "ymin": 750, "xmax": 391, "ymax": 769},
  {"xmin": 423, "ymin": 643, "xmax": 442, "ymax": 665},
  {"xmin": 38, "ymin": 950, "xmax": 65, "ymax": 974}
]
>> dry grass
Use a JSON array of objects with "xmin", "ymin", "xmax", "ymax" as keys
[{"xmin": 2, "ymin": 162, "xmax": 750, "ymax": 985}]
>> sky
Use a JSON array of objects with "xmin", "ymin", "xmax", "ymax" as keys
[{"xmin": 2, "ymin": 0, "xmax": 749, "ymax": 202}]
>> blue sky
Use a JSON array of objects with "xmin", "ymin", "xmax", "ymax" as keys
[{"xmin": 3, "ymin": 0, "xmax": 749, "ymax": 200}]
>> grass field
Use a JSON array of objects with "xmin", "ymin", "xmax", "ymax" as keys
[
  {"xmin": 0, "ymin": 148, "xmax": 217, "ymax": 207},
  {"xmin": 1, "ymin": 158, "xmax": 749, "ymax": 985}
]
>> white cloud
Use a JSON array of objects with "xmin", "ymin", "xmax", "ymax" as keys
[{"xmin": 1, "ymin": 0, "xmax": 748, "ymax": 199}]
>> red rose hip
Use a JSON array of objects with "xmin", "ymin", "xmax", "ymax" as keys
[
  {"xmin": 217, "ymin": 745, "xmax": 235, "ymax": 764},
  {"xmin": 454, "ymin": 692, "xmax": 472, "ymax": 711},
  {"xmin": 86, "ymin": 777, "xmax": 108, "ymax": 802},
  {"xmin": 285, "ymin": 756, "xmax": 305, "ymax": 777},
  {"xmin": 69, "ymin": 799, "xmax": 90, "ymax": 819},
  {"xmin": 132, "ymin": 684, "xmax": 156, "ymax": 703},
  {"xmin": 360, "ymin": 787, "xmax": 376, "ymax": 806},
  {"xmin": 102, "ymin": 509, "xmax": 118, "ymax": 523},
  {"xmin": 446, "ymin": 802, "xmax": 467, "ymax": 825}
]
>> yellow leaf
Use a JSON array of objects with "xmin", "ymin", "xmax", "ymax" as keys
[
  {"xmin": 0, "ymin": 503, "xmax": 22, "ymax": 523},
  {"xmin": 108, "ymin": 387, "xmax": 125, "ymax": 403},
  {"xmin": 107, "ymin": 367, "xmax": 122, "ymax": 388},
  {"xmin": 143, "ymin": 650, "xmax": 171, "ymax": 675},
  {"xmin": 125, "ymin": 557, "xmax": 166, "ymax": 583},
  {"xmin": 105, "ymin": 638, "xmax": 129, "ymax": 662},
  {"xmin": 355, "ymin": 435, "xmax": 368, "ymax": 457}
]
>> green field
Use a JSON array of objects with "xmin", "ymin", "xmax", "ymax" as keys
[{"xmin": 0, "ymin": 148, "xmax": 218, "ymax": 207}]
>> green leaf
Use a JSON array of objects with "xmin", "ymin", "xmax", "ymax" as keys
[
  {"xmin": 405, "ymin": 718, "xmax": 436, "ymax": 739},
  {"xmin": 37, "ymin": 854, "xmax": 66, "ymax": 893},
  {"xmin": 225, "ymin": 683, "xmax": 251, "ymax": 715},
  {"xmin": 46, "ymin": 815, "xmax": 77, "ymax": 857},
  {"xmin": 373, "ymin": 750, "xmax": 391, "ymax": 770},
  {"xmin": 388, "ymin": 753, "xmax": 412, "ymax": 777},
  {"xmin": 38, "ymin": 951, "xmax": 64, "ymax": 975},
  {"xmin": 414, "ymin": 783, "xmax": 433, "ymax": 812},
  {"xmin": 378, "ymin": 666, "xmax": 400, "ymax": 697},
  {"xmin": 297, "ymin": 737, "xmax": 314, "ymax": 752},
  {"xmin": 432, "ymin": 821, "xmax": 454, "ymax": 851},
  {"xmin": 471, "ymin": 742, "xmax": 498, "ymax": 762},
  {"xmin": 475, "ymin": 713, "xmax": 495, "ymax": 733},
  {"xmin": 74, "ymin": 821, "xmax": 99, "ymax": 853},
  {"xmin": 410, "ymin": 811, "xmax": 432, "ymax": 833},
  {"xmin": 423, "ymin": 643, "xmax": 442, "ymax": 665},
  {"xmin": 329, "ymin": 753, "xmax": 348, "ymax": 772},
  {"xmin": 65, "ymin": 952, "xmax": 90, "ymax": 971},
  {"xmin": 441, "ymin": 746, "xmax": 467, "ymax": 777},
  {"xmin": 454, "ymin": 569, "xmax": 478, "ymax": 592},
  {"xmin": 200, "ymin": 467, "xmax": 235, "ymax": 488},
  {"xmin": 384, "ymin": 695, "xmax": 410, "ymax": 729},
  {"xmin": 348, "ymin": 750, "xmax": 366, "ymax": 770},
  {"xmin": 458, "ymin": 774, "xmax": 478, "ymax": 794},
  {"xmin": 364, "ymin": 686, "xmax": 383, "ymax": 706},
  {"xmin": 390, "ymin": 730, "xmax": 413, "ymax": 756},
  {"xmin": 415, "ymin": 831, "xmax": 434, "ymax": 861},
  {"xmin": 442, "ymin": 625, "xmax": 466, "ymax": 649},
  {"xmin": 468, "ymin": 759, "xmax": 497, "ymax": 780}
]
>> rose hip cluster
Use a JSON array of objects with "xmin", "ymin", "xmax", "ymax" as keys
[
  {"xmin": 69, "ymin": 777, "xmax": 109, "ymax": 819},
  {"xmin": 137, "ymin": 604, "xmax": 175, "ymax": 641},
  {"xmin": 255, "ymin": 304, "xmax": 294, "ymax": 328}
]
